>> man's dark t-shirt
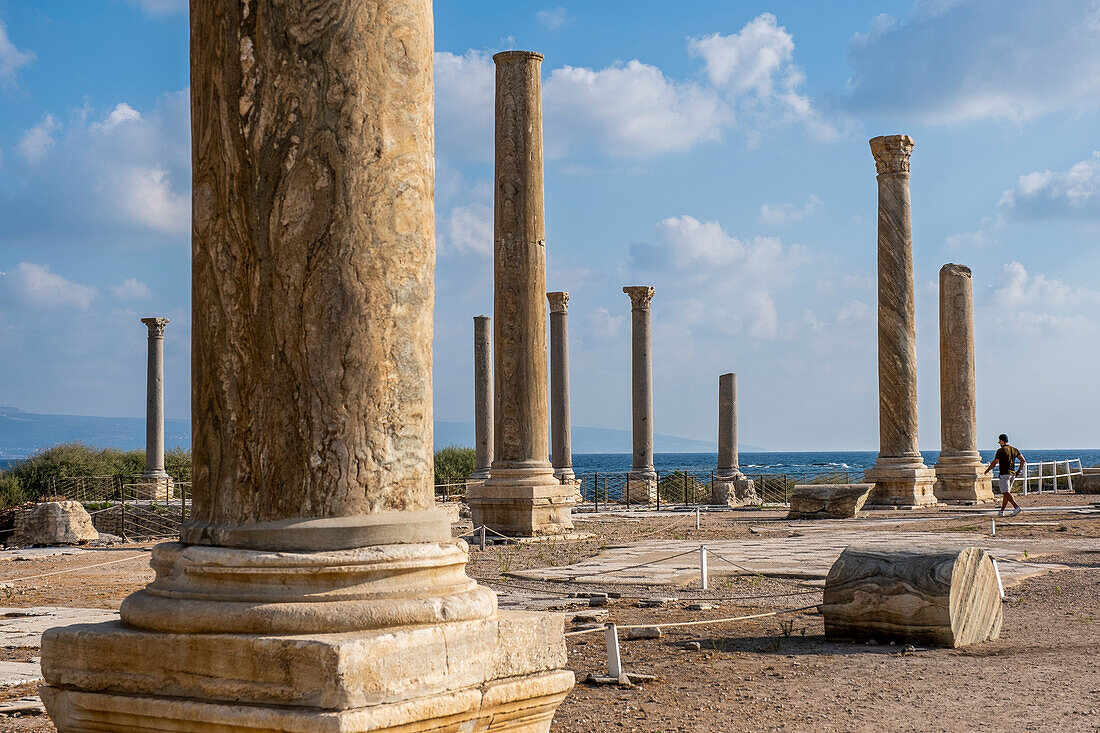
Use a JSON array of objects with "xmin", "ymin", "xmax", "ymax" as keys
[{"xmin": 995, "ymin": 445, "xmax": 1022, "ymax": 476}]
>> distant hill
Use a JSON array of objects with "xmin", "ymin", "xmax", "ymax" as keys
[{"xmin": 0, "ymin": 407, "xmax": 761, "ymax": 461}]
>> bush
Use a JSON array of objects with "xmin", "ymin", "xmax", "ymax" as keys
[
  {"xmin": 0, "ymin": 474, "xmax": 29, "ymax": 508},
  {"xmin": 657, "ymin": 470, "xmax": 708, "ymax": 503},
  {"xmin": 434, "ymin": 446, "xmax": 476, "ymax": 485}
]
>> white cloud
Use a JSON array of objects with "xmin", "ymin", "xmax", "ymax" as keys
[
  {"xmin": 990, "ymin": 261, "xmax": 1100, "ymax": 309},
  {"xmin": 998, "ymin": 152, "xmax": 1100, "ymax": 220},
  {"xmin": 544, "ymin": 61, "xmax": 727, "ymax": 157},
  {"xmin": 759, "ymin": 195, "xmax": 820, "ymax": 225},
  {"xmin": 536, "ymin": 7, "xmax": 569, "ymax": 30},
  {"xmin": 844, "ymin": 0, "xmax": 1100, "ymax": 124},
  {"xmin": 110, "ymin": 277, "xmax": 152, "ymax": 300},
  {"xmin": 0, "ymin": 263, "xmax": 97, "ymax": 310},
  {"xmin": 433, "ymin": 51, "xmax": 495, "ymax": 162},
  {"xmin": 1, "ymin": 90, "xmax": 191, "ymax": 240},
  {"xmin": 17, "ymin": 114, "xmax": 61, "ymax": 164},
  {"xmin": 997, "ymin": 311, "xmax": 1091, "ymax": 337},
  {"xmin": 0, "ymin": 17, "xmax": 33, "ymax": 85},
  {"xmin": 442, "ymin": 203, "xmax": 492, "ymax": 256},
  {"xmin": 588, "ymin": 307, "xmax": 625, "ymax": 340},
  {"xmin": 836, "ymin": 299, "xmax": 873, "ymax": 323},
  {"xmin": 125, "ymin": 0, "xmax": 186, "ymax": 14}
]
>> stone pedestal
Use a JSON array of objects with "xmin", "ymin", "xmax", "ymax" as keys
[
  {"xmin": 864, "ymin": 135, "xmax": 936, "ymax": 508},
  {"xmin": 467, "ymin": 51, "xmax": 574, "ymax": 536},
  {"xmin": 934, "ymin": 264, "xmax": 993, "ymax": 503},
  {"xmin": 471, "ymin": 316, "xmax": 493, "ymax": 482},
  {"xmin": 624, "ymin": 286, "xmax": 656, "ymax": 503},
  {"xmin": 41, "ymin": 11, "xmax": 571, "ymax": 733}
]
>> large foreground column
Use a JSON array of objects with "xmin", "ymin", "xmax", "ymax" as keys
[
  {"xmin": 624, "ymin": 286, "xmax": 657, "ymax": 503},
  {"xmin": 40, "ymin": 9, "xmax": 572, "ymax": 733},
  {"xmin": 470, "ymin": 315, "xmax": 493, "ymax": 481},
  {"xmin": 864, "ymin": 135, "xmax": 937, "ymax": 507},
  {"xmin": 138, "ymin": 317, "xmax": 172, "ymax": 501},
  {"xmin": 934, "ymin": 264, "xmax": 993, "ymax": 502},
  {"xmin": 467, "ymin": 50, "xmax": 574, "ymax": 536},
  {"xmin": 547, "ymin": 292, "xmax": 575, "ymax": 483},
  {"xmin": 711, "ymin": 373, "xmax": 759, "ymax": 506}
]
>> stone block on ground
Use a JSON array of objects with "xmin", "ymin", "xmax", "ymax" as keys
[
  {"xmin": 9, "ymin": 502, "xmax": 98, "ymax": 547},
  {"xmin": 787, "ymin": 484, "xmax": 872, "ymax": 519},
  {"xmin": 1074, "ymin": 468, "xmax": 1100, "ymax": 494},
  {"xmin": 822, "ymin": 545, "xmax": 1002, "ymax": 648},
  {"xmin": 710, "ymin": 477, "xmax": 760, "ymax": 507}
]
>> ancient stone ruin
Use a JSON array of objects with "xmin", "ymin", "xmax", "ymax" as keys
[
  {"xmin": 9, "ymin": 501, "xmax": 98, "ymax": 547},
  {"xmin": 710, "ymin": 372, "xmax": 759, "ymax": 506}
]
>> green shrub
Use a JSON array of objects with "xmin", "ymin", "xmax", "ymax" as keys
[
  {"xmin": 434, "ymin": 446, "xmax": 476, "ymax": 485},
  {"xmin": 657, "ymin": 470, "xmax": 708, "ymax": 503},
  {"xmin": 165, "ymin": 448, "xmax": 192, "ymax": 482},
  {"xmin": 0, "ymin": 474, "xmax": 29, "ymax": 508}
]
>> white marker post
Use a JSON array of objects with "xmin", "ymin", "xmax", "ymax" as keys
[
  {"xmin": 695, "ymin": 507, "xmax": 700, "ymax": 530},
  {"xmin": 990, "ymin": 518, "xmax": 995, "ymax": 537},
  {"xmin": 604, "ymin": 623, "xmax": 622, "ymax": 678},
  {"xmin": 700, "ymin": 545, "xmax": 709, "ymax": 590},
  {"xmin": 991, "ymin": 558, "xmax": 1005, "ymax": 600}
]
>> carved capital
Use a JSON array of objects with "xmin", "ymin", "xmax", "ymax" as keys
[
  {"xmin": 869, "ymin": 135, "xmax": 914, "ymax": 175},
  {"xmin": 623, "ymin": 286, "xmax": 655, "ymax": 311},
  {"xmin": 546, "ymin": 291, "xmax": 569, "ymax": 314},
  {"xmin": 141, "ymin": 317, "xmax": 170, "ymax": 338}
]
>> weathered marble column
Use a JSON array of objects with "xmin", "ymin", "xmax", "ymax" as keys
[
  {"xmin": 470, "ymin": 315, "xmax": 493, "ymax": 481},
  {"xmin": 40, "ymin": 11, "xmax": 572, "ymax": 733},
  {"xmin": 864, "ymin": 135, "xmax": 937, "ymax": 507},
  {"xmin": 934, "ymin": 264, "xmax": 994, "ymax": 502},
  {"xmin": 624, "ymin": 286, "xmax": 657, "ymax": 503},
  {"xmin": 467, "ymin": 50, "xmax": 574, "ymax": 536},
  {"xmin": 139, "ymin": 317, "xmax": 172, "ymax": 501},
  {"xmin": 547, "ymin": 292, "xmax": 575, "ymax": 483},
  {"xmin": 711, "ymin": 373, "xmax": 759, "ymax": 506}
]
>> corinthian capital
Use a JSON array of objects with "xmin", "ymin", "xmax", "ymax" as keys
[
  {"xmin": 869, "ymin": 135, "xmax": 914, "ymax": 175},
  {"xmin": 623, "ymin": 285, "xmax": 655, "ymax": 310},
  {"xmin": 141, "ymin": 317, "xmax": 170, "ymax": 337},
  {"xmin": 547, "ymin": 291, "xmax": 569, "ymax": 314}
]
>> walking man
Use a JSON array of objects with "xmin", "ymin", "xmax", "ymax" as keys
[{"xmin": 983, "ymin": 433, "xmax": 1025, "ymax": 516}]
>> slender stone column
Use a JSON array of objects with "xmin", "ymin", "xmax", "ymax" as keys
[
  {"xmin": 547, "ymin": 292, "xmax": 574, "ymax": 483},
  {"xmin": 467, "ymin": 50, "xmax": 574, "ymax": 536},
  {"xmin": 711, "ymin": 373, "xmax": 759, "ymax": 506},
  {"xmin": 934, "ymin": 264, "xmax": 994, "ymax": 502},
  {"xmin": 864, "ymin": 135, "xmax": 937, "ymax": 507},
  {"xmin": 624, "ymin": 286, "xmax": 657, "ymax": 503},
  {"xmin": 139, "ymin": 317, "xmax": 172, "ymax": 501},
  {"xmin": 40, "ymin": 12, "xmax": 572, "ymax": 733},
  {"xmin": 470, "ymin": 315, "xmax": 493, "ymax": 481}
]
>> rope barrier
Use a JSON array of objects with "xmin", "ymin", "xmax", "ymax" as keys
[
  {"xmin": 563, "ymin": 603, "xmax": 820, "ymax": 637},
  {"xmin": 0, "ymin": 553, "xmax": 147, "ymax": 584},
  {"xmin": 567, "ymin": 548, "xmax": 699, "ymax": 580}
]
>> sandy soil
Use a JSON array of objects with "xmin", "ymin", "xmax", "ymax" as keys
[{"xmin": 1, "ymin": 496, "xmax": 1097, "ymax": 732}]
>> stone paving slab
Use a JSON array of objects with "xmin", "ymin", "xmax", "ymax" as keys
[
  {"xmin": 0, "ymin": 661, "xmax": 41, "ymax": 687},
  {"xmin": 0, "ymin": 606, "xmax": 119, "ymax": 647},
  {"xmin": 510, "ymin": 531, "xmax": 1096, "ymax": 586}
]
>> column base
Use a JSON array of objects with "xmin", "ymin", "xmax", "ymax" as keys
[
  {"xmin": 864, "ymin": 459, "xmax": 938, "ymax": 508},
  {"xmin": 134, "ymin": 473, "xmax": 173, "ymax": 501},
  {"xmin": 41, "ymin": 613, "xmax": 573, "ymax": 733},
  {"xmin": 467, "ymin": 466, "xmax": 575, "ymax": 536},
  {"xmin": 934, "ymin": 459, "xmax": 995, "ymax": 503},
  {"xmin": 710, "ymin": 473, "xmax": 760, "ymax": 507},
  {"xmin": 624, "ymin": 471, "xmax": 657, "ymax": 504}
]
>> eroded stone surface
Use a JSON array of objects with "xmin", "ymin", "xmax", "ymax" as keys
[
  {"xmin": 787, "ymin": 484, "xmax": 872, "ymax": 519},
  {"xmin": 10, "ymin": 502, "xmax": 98, "ymax": 547}
]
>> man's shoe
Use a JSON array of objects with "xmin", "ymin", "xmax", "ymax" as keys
[
  {"xmin": 1010, "ymin": 507, "xmax": 1022, "ymax": 517},
  {"xmin": 998, "ymin": 510, "xmax": 1005, "ymax": 517}
]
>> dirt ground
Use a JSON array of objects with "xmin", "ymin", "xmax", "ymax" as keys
[{"xmin": 1, "ymin": 496, "xmax": 1098, "ymax": 732}]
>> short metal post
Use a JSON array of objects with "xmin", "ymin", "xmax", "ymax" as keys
[
  {"xmin": 479, "ymin": 525, "xmax": 486, "ymax": 551},
  {"xmin": 605, "ymin": 623, "xmax": 622, "ymax": 678},
  {"xmin": 991, "ymin": 558, "xmax": 1005, "ymax": 599},
  {"xmin": 700, "ymin": 545, "xmax": 708, "ymax": 590},
  {"xmin": 656, "ymin": 471, "xmax": 661, "ymax": 512},
  {"xmin": 695, "ymin": 507, "xmax": 700, "ymax": 530},
  {"xmin": 990, "ymin": 518, "xmax": 996, "ymax": 537}
]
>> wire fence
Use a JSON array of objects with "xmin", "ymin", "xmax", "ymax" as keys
[{"xmin": 38, "ymin": 474, "xmax": 192, "ymax": 541}]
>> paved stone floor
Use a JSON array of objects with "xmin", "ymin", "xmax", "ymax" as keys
[
  {"xmin": 510, "ymin": 530, "xmax": 1091, "ymax": 586},
  {"xmin": 0, "ymin": 607, "xmax": 119, "ymax": 687}
]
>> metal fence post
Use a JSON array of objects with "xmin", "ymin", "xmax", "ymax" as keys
[
  {"xmin": 656, "ymin": 471, "xmax": 661, "ymax": 512},
  {"xmin": 594, "ymin": 473, "xmax": 599, "ymax": 513},
  {"xmin": 700, "ymin": 545, "xmax": 708, "ymax": 590}
]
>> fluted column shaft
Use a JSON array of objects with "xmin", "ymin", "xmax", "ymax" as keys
[
  {"xmin": 184, "ymin": 0, "xmax": 439, "ymax": 548},
  {"xmin": 472, "ymin": 316, "xmax": 493, "ymax": 480},
  {"xmin": 141, "ymin": 317, "xmax": 169, "ymax": 478},
  {"xmin": 717, "ymin": 372, "xmax": 740, "ymax": 477},
  {"xmin": 547, "ymin": 292, "xmax": 573, "ymax": 481},
  {"xmin": 624, "ymin": 286, "xmax": 655, "ymax": 475}
]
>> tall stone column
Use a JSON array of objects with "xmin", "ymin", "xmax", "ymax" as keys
[
  {"xmin": 467, "ymin": 50, "xmax": 574, "ymax": 536},
  {"xmin": 711, "ymin": 373, "xmax": 758, "ymax": 506},
  {"xmin": 139, "ymin": 317, "xmax": 172, "ymax": 501},
  {"xmin": 864, "ymin": 135, "xmax": 937, "ymax": 507},
  {"xmin": 934, "ymin": 264, "xmax": 994, "ymax": 502},
  {"xmin": 470, "ymin": 315, "xmax": 493, "ymax": 481},
  {"xmin": 624, "ymin": 286, "xmax": 657, "ymax": 503},
  {"xmin": 547, "ymin": 292, "xmax": 575, "ymax": 483},
  {"xmin": 40, "ymin": 11, "xmax": 572, "ymax": 733}
]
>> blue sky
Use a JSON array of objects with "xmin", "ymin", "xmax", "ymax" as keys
[{"xmin": 2, "ymin": 0, "xmax": 1100, "ymax": 450}]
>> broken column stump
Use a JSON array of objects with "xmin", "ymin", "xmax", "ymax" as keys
[
  {"xmin": 787, "ymin": 484, "xmax": 872, "ymax": 519},
  {"xmin": 823, "ymin": 546, "xmax": 1002, "ymax": 648}
]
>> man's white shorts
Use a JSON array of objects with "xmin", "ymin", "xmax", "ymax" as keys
[{"xmin": 998, "ymin": 474, "xmax": 1015, "ymax": 494}]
